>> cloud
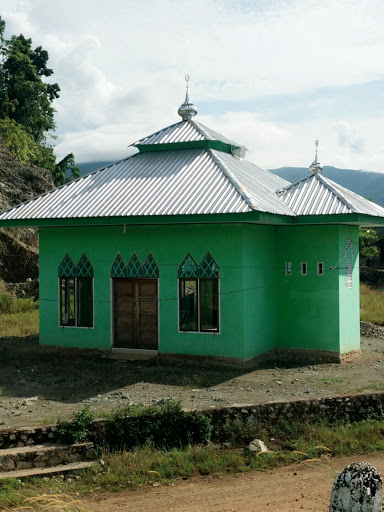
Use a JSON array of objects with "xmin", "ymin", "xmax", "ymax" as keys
[
  {"xmin": 335, "ymin": 121, "xmax": 365, "ymax": 153},
  {"xmin": 1, "ymin": 0, "xmax": 384, "ymax": 171}
]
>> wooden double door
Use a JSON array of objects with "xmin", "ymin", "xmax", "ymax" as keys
[{"xmin": 113, "ymin": 278, "xmax": 158, "ymax": 350}]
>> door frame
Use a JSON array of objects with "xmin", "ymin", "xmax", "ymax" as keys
[{"xmin": 110, "ymin": 277, "xmax": 159, "ymax": 353}]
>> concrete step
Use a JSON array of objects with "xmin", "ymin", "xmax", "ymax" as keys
[
  {"xmin": 0, "ymin": 442, "xmax": 96, "ymax": 472},
  {"xmin": 0, "ymin": 460, "xmax": 97, "ymax": 480}
]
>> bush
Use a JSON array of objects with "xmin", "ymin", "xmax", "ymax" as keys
[
  {"xmin": 0, "ymin": 294, "xmax": 39, "ymax": 315},
  {"xmin": 57, "ymin": 406, "xmax": 94, "ymax": 444},
  {"xmin": 104, "ymin": 400, "xmax": 212, "ymax": 451}
]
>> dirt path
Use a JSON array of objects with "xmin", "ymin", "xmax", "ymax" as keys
[{"xmin": 89, "ymin": 453, "xmax": 384, "ymax": 512}]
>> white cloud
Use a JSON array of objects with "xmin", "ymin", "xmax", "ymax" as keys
[
  {"xmin": 1, "ymin": 0, "xmax": 384, "ymax": 170},
  {"xmin": 335, "ymin": 121, "xmax": 365, "ymax": 154}
]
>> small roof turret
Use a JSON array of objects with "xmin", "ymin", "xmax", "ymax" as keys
[
  {"xmin": 177, "ymin": 74, "xmax": 198, "ymax": 120},
  {"xmin": 309, "ymin": 139, "xmax": 323, "ymax": 175}
]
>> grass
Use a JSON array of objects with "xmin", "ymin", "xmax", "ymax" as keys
[
  {"xmin": 321, "ymin": 377, "xmax": 344, "ymax": 384},
  {"xmin": 0, "ymin": 309, "xmax": 39, "ymax": 337},
  {"xmin": 0, "ymin": 288, "xmax": 39, "ymax": 337},
  {"xmin": 360, "ymin": 283, "xmax": 384, "ymax": 325},
  {"xmin": 3, "ymin": 418, "xmax": 384, "ymax": 508},
  {"xmin": 0, "ymin": 295, "xmax": 39, "ymax": 315}
]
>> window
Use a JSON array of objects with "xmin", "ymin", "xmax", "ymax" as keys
[
  {"xmin": 285, "ymin": 262, "xmax": 292, "ymax": 275},
  {"xmin": 317, "ymin": 262, "xmax": 324, "ymax": 275},
  {"xmin": 59, "ymin": 253, "xmax": 94, "ymax": 327},
  {"xmin": 301, "ymin": 262, "xmax": 307, "ymax": 276},
  {"xmin": 178, "ymin": 253, "xmax": 219, "ymax": 333}
]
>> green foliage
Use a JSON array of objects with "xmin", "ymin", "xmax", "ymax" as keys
[
  {"xmin": 219, "ymin": 418, "xmax": 302, "ymax": 448},
  {"xmin": 0, "ymin": 16, "xmax": 81, "ymax": 187},
  {"xmin": 0, "ymin": 28, "xmax": 60, "ymax": 144},
  {"xmin": 52, "ymin": 153, "xmax": 81, "ymax": 187},
  {"xmin": 219, "ymin": 419, "xmax": 265, "ymax": 446},
  {"xmin": 104, "ymin": 400, "xmax": 212, "ymax": 451},
  {"xmin": 57, "ymin": 406, "xmax": 95, "ymax": 444},
  {"xmin": 0, "ymin": 295, "xmax": 38, "ymax": 314},
  {"xmin": 0, "ymin": 118, "xmax": 55, "ymax": 169},
  {"xmin": 3, "ymin": 418, "xmax": 384, "ymax": 506},
  {"xmin": 359, "ymin": 227, "xmax": 379, "ymax": 260}
]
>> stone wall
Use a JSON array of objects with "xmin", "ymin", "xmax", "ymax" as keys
[
  {"xmin": 0, "ymin": 425, "xmax": 59, "ymax": 449},
  {"xmin": 202, "ymin": 392, "xmax": 384, "ymax": 442},
  {"xmin": 2, "ymin": 392, "xmax": 384, "ymax": 447}
]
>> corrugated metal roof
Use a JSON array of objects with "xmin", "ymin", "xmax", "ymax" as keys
[
  {"xmin": 2, "ymin": 110, "xmax": 384, "ymax": 224},
  {"xmin": 197, "ymin": 122, "xmax": 243, "ymax": 148},
  {"xmin": 0, "ymin": 147, "xmax": 299, "ymax": 222},
  {"xmin": 211, "ymin": 150, "xmax": 294, "ymax": 216},
  {"xmin": 133, "ymin": 119, "xmax": 242, "ymax": 148},
  {"xmin": 278, "ymin": 173, "xmax": 384, "ymax": 217},
  {"xmin": 0, "ymin": 149, "xmax": 250, "ymax": 221}
]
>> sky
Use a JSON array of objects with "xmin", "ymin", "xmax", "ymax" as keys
[{"xmin": 1, "ymin": 0, "xmax": 384, "ymax": 172}]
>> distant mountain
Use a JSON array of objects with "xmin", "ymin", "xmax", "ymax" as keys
[
  {"xmin": 77, "ymin": 161, "xmax": 113, "ymax": 176},
  {"xmin": 270, "ymin": 166, "xmax": 384, "ymax": 207}
]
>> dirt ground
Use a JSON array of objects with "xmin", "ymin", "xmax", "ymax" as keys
[
  {"xmin": 1, "ymin": 330, "xmax": 384, "ymax": 428},
  {"xmin": 88, "ymin": 453, "xmax": 384, "ymax": 512}
]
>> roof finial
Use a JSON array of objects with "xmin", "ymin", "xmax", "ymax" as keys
[
  {"xmin": 178, "ymin": 74, "xmax": 198, "ymax": 121},
  {"xmin": 309, "ymin": 139, "xmax": 323, "ymax": 175},
  {"xmin": 185, "ymin": 74, "xmax": 190, "ymax": 102}
]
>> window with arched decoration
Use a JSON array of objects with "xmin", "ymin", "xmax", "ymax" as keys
[
  {"xmin": 59, "ymin": 253, "xmax": 94, "ymax": 328},
  {"xmin": 178, "ymin": 252, "xmax": 220, "ymax": 333}
]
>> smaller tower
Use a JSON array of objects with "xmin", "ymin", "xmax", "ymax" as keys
[
  {"xmin": 178, "ymin": 74, "xmax": 198, "ymax": 120},
  {"xmin": 309, "ymin": 140, "xmax": 323, "ymax": 175}
]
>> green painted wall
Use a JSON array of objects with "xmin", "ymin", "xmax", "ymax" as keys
[
  {"xmin": 39, "ymin": 224, "xmax": 249, "ymax": 358},
  {"xmin": 241, "ymin": 225, "xmax": 278, "ymax": 358},
  {"xmin": 276, "ymin": 225, "xmax": 360, "ymax": 354},
  {"xmin": 39, "ymin": 222, "xmax": 360, "ymax": 359},
  {"xmin": 338, "ymin": 225, "xmax": 360, "ymax": 353}
]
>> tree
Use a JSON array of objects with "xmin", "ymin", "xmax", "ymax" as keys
[
  {"xmin": 0, "ymin": 118, "xmax": 55, "ymax": 169},
  {"xmin": 52, "ymin": 153, "xmax": 81, "ymax": 187},
  {"xmin": 0, "ymin": 16, "xmax": 82, "ymax": 187},
  {"xmin": 0, "ymin": 32, "xmax": 60, "ymax": 144},
  {"xmin": 359, "ymin": 227, "xmax": 379, "ymax": 260}
]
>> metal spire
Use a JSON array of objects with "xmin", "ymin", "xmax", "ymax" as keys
[
  {"xmin": 309, "ymin": 139, "xmax": 323, "ymax": 175},
  {"xmin": 178, "ymin": 74, "xmax": 198, "ymax": 121}
]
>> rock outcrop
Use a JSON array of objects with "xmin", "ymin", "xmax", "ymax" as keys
[{"xmin": 0, "ymin": 139, "xmax": 54, "ymax": 283}]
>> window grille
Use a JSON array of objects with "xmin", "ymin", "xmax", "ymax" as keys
[
  {"xmin": 142, "ymin": 253, "xmax": 159, "ymax": 278},
  {"xmin": 199, "ymin": 252, "xmax": 219, "ymax": 278},
  {"xmin": 76, "ymin": 253, "xmax": 94, "ymax": 278},
  {"xmin": 178, "ymin": 253, "xmax": 199, "ymax": 278},
  {"xmin": 126, "ymin": 253, "xmax": 142, "ymax": 278},
  {"xmin": 58, "ymin": 253, "xmax": 76, "ymax": 277},
  {"xmin": 110, "ymin": 253, "xmax": 128, "ymax": 278}
]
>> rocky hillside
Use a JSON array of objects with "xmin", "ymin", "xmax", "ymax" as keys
[{"xmin": 0, "ymin": 139, "xmax": 54, "ymax": 283}]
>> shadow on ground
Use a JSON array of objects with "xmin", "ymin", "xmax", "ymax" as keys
[{"xmin": 0, "ymin": 335, "xmax": 257, "ymax": 403}]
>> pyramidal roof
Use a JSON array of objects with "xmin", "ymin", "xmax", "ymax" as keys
[
  {"xmin": 278, "ymin": 172, "xmax": 384, "ymax": 217},
  {"xmin": 0, "ymin": 93, "xmax": 384, "ymax": 225},
  {"xmin": 133, "ymin": 119, "xmax": 243, "ymax": 149}
]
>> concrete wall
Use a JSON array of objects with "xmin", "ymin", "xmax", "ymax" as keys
[
  {"xmin": 39, "ymin": 222, "xmax": 360, "ymax": 359},
  {"xmin": 39, "ymin": 223, "xmax": 248, "ymax": 358},
  {"xmin": 276, "ymin": 225, "xmax": 360, "ymax": 354}
]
